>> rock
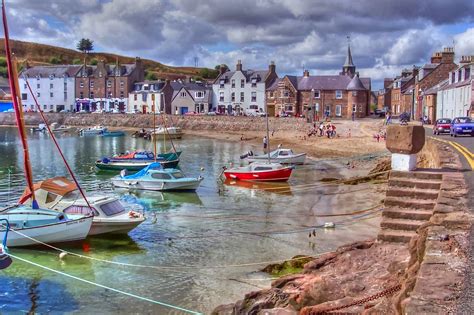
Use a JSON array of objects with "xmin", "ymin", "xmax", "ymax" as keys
[{"xmin": 386, "ymin": 125, "xmax": 425, "ymax": 154}]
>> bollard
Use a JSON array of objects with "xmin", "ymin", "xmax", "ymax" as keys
[{"xmin": 386, "ymin": 125, "xmax": 425, "ymax": 171}]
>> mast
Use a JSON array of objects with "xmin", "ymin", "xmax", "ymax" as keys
[
  {"xmin": 2, "ymin": 0, "xmax": 38, "ymax": 208},
  {"xmin": 152, "ymin": 98, "xmax": 157, "ymax": 162},
  {"xmin": 264, "ymin": 86, "xmax": 270, "ymax": 164}
]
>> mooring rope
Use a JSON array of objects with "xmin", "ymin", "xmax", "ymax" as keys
[{"xmin": 7, "ymin": 252, "xmax": 202, "ymax": 315}]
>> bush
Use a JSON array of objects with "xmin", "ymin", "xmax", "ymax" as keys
[
  {"xmin": 72, "ymin": 58, "xmax": 82, "ymax": 65},
  {"xmin": 199, "ymin": 68, "xmax": 219, "ymax": 79},
  {"xmin": 0, "ymin": 57, "xmax": 6, "ymax": 67},
  {"xmin": 90, "ymin": 58, "xmax": 98, "ymax": 65},
  {"xmin": 0, "ymin": 66, "xmax": 7, "ymax": 78},
  {"xmin": 145, "ymin": 71, "xmax": 158, "ymax": 81},
  {"xmin": 49, "ymin": 56, "xmax": 62, "ymax": 64}
]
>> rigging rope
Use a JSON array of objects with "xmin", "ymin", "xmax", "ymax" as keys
[{"xmin": 8, "ymin": 252, "xmax": 202, "ymax": 315}]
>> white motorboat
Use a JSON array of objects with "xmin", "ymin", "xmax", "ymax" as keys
[
  {"xmin": 243, "ymin": 148, "xmax": 306, "ymax": 165},
  {"xmin": 0, "ymin": 205, "xmax": 93, "ymax": 247},
  {"xmin": 112, "ymin": 162, "xmax": 203, "ymax": 191},
  {"xmin": 21, "ymin": 177, "xmax": 145, "ymax": 236},
  {"xmin": 150, "ymin": 126, "xmax": 183, "ymax": 140},
  {"xmin": 50, "ymin": 122, "xmax": 74, "ymax": 133},
  {"xmin": 79, "ymin": 125, "xmax": 107, "ymax": 136}
]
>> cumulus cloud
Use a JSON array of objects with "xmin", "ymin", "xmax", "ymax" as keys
[{"xmin": 1, "ymin": 0, "xmax": 473, "ymax": 88}]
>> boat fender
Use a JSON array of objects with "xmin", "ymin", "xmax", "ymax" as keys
[
  {"xmin": 128, "ymin": 211, "xmax": 140, "ymax": 218},
  {"xmin": 0, "ymin": 245, "xmax": 12, "ymax": 270},
  {"xmin": 102, "ymin": 157, "xmax": 110, "ymax": 164},
  {"xmin": 120, "ymin": 169, "xmax": 128, "ymax": 178}
]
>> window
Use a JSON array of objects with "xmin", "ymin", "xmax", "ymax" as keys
[
  {"xmin": 108, "ymin": 91, "xmax": 113, "ymax": 98},
  {"xmin": 284, "ymin": 104, "xmax": 293, "ymax": 111},
  {"xmin": 269, "ymin": 92, "xmax": 274, "ymax": 98},
  {"xmin": 314, "ymin": 90, "xmax": 320, "ymax": 98},
  {"xmin": 120, "ymin": 91, "xmax": 124, "ymax": 98},
  {"xmin": 151, "ymin": 94, "xmax": 155, "ymax": 101},
  {"xmin": 231, "ymin": 79, "xmax": 235, "ymax": 88},
  {"xmin": 151, "ymin": 173, "xmax": 172, "ymax": 180},
  {"xmin": 64, "ymin": 82, "xmax": 67, "ymax": 90},
  {"xmin": 195, "ymin": 91, "xmax": 204, "ymax": 98},
  {"xmin": 335, "ymin": 105, "xmax": 342, "ymax": 117},
  {"xmin": 23, "ymin": 83, "xmax": 27, "ymax": 89},
  {"xmin": 43, "ymin": 104, "xmax": 47, "ymax": 110},
  {"xmin": 325, "ymin": 105, "xmax": 331, "ymax": 116},
  {"xmin": 249, "ymin": 105, "xmax": 258, "ymax": 110},
  {"xmin": 219, "ymin": 91, "xmax": 224, "ymax": 102},
  {"xmin": 254, "ymin": 166, "xmax": 273, "ymax": 171},
  {"xmin": 251, "ymin": 78, "xmax": 257, "ymax": 87},
  {"xmin": 315, "ymin": 103, "xmax": 320, "ymax": 112},
  {"xmin": 21, "ymin": 93, "xmax": 27, "ymax": 100},
  {"xmin": 282, "ymin": 90, "xmax": 289, "ymax": 97},
  {"xmin": 80, "ymin": 92, "xmax": 84, "ymax": 98},
  {"xmin": 134, "ymin": 94, "xmax": 137, "ymax": 101},
  {"xmin": 99, "ymin": 71, "xmax": 103, "ymax": 78},
  {"xmin": 100, "ymin": 200, "xmax": 126, "ymax": 216},
  {"xmin": 64, "ymin": 205, "xmax": 99, "ymax": 216},
  {"xmin": 37, "ymin": 83, "xmax": 40, "ymax": 89},
  {"xmin": 251, "ymin": 92, "xmax": 257, "ymax": 102},
  {"xmin": 240, "ymin": 92, "xmax": 244, "ymax": 102},
  {"xmin": 352, "ymin": 104, "xmax": 356, "ymax": 112},
  {"xmin": 219, "ymin": 79, "xmax": 225, "ymax": 88},
  {"xmin": 90, "ymin": 80, "xmax": 94, "ymax": 88},
  {"xmin": 335, "ymin": 90, "xmax": 342, "ymax": 99},
  {"xmin": 90, "ymin": 91, "xmax": 94, "ymax": 98},
  {"xmin": 107, "ymin": 80, "xmax": 112, "ymax": 88},
  {"xmin": 120, "ymin": 81, "xmax": 124, "ymax": 88},
  {"xmin": 50, "ymin": 92, "xmax": 54, "ymax": 98},
  {"xmin": 50, "ymin": 105, "xmax": 54, "ymax": 110},
  {"xmin": 64, "ymin": 92, "xmax": 67, "ymax": 101},
  {"xmin": 352, "ymin": 91, "xmax": 357, "ymax": 96},
  {"xmin": 180, "ymin": 91, "xmax": 187, "ymax": 97},
  {"xmin": 231, "ymin": 92, "xmax": 235, "ymax": 102},
  {"xmin": 37, "ymin": 92, "xmax": 40, "ymax": 97},
  {"xmin": 171, "ymin": 172, "xmax": 184, "ymax": 179},
  {"xmin": 80, "ymin": 82, "xmax": 84, "ymax": 88},
  {"xmin": 240, "ymin": 79, "xmax": 245, "ymax": 88},
  {"xmin": 50, "ymin": 83, "xmax": 53, "ymax": 89}
]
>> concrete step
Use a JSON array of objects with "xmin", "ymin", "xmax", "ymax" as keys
[
  {"xmin": 382, "ymin": 208, "xmax": 433, "ymax": 221},
  {"xmin": 386, "ymin": 187, "xmax": 439, "ymax": 200},
  {"xmin": 390, "ymin": 171, "xmax": 443, "ymax": 181},
  {"xmin": 378, "ymin": 228, "xmax": 417, "ymax": 243},
  {"xmin": 385, "ymin": 197, "xmax": 436, "ymax": 210},
  {"xmin": 380, "ymin": 218, "xmax": 425, "ymax": 231},
  {"xmin": 388, "ymin": 178, "xmax": 442, "ymax": 190}
]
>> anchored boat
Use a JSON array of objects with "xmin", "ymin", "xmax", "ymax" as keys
[
  {"xmin": 20, "ymin": 177, "xmax": 145, "ymax": 236},
  {"xmin": 79, "ymin": 125, "xmax": 107, "ymax": 136},
  {"xmin": 112, "ymin": 162, "xmax": 203, "ymax": 191},
  {"xmin": 223, "ymin": 162, "xmax": 293, "ymax": 182},
  {"xmin": 243, "ymin": 148, "xmax": 306, "ymax": 165},
  {"xmin": 96, "ymin": 156, "xmax": 179, "ymax": 171},
  {"xmin": 150, "ymin": 126, "xmax": 183, "ymax": 140}
]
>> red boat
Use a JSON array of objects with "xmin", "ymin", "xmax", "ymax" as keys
[{"xmin": 223, "ymin": 162, "xmax": 293, "ymax": 182}]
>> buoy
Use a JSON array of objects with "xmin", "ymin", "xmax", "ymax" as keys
[
  {"xmin": 0, "ymin": 245, "xmax": 12, "ymax": 270},
  {"xmin": 59, "ymin": 252, "xmax": 68, "ymax": 260},
  {"xmin": 200, "ymin": 167, "xmax": 204, "ymax": 171}
]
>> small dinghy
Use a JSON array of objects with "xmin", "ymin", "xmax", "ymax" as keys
[
  {"xmin": 96, "ymin": 155, "xmax": 179, "ymax": 171},
  {"xmin": 223, "ymin": 162, "xmax": 293, "ymax": 182},
  {"xmin": 110, "ymin": 150, "xmax": 181, "ymax": 161},
  {"xmin": 79, "ymin": 125, "xmax": 107, "ymax": 136},
  {"xmin": 150, "ymin": 126, "xmax": 183, "ymax": 140},
  {"xmin": 0, "ymin": 205, "xmax": 93, "ymax": 247},
  {"xmin": 102, "ymin": 130, "xmax": 125, "ymax": 137},
  {"xmin": 112, "ymin": 162, "xmax": 203, "ymax": 191},
  {"xmin": 242, "ymin": 148, "xmax": 306, "ymax": 165}
]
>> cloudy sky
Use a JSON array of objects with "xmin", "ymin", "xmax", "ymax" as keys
[{"xmin": 4, "ymin": 0, "xmax": 474, "ymax": 89}]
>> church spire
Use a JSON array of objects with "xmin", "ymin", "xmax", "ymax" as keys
[{"xmin": 342, "ymin": 35, "xmax": 356, "ymax": 77}]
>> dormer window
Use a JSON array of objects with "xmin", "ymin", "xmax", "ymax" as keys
[
  {"xmin": 36, "ymin": 76, "xmax": 40, "ymax": 80},
  {"xmin": 180, "ymin": 91, "xmax": 186, "ymax": 97},
  {"xmin": 49, "ymin": 75, "xmax": 54, "ymax": 80},
  {"xmin": 219, "ymin": 79, "xmax": 225, "ymax": 88},
  {"xmin": 195, "ymin": 91, "xmax": 204, "ymax": 98},
  {"xmin": 251, "ymin": 78, "xmax": 257, "ymax": 87}
]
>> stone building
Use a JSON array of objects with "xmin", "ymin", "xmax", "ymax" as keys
[
  {"xmin": 127, "ymin": 80, "xmax": 173, "ymax": 113},
  {"xmin": 415, "ymin": 48, "xmax": 457, "ymax": 120},
  {"xmin": 212, "ymin": 60, "xmax": 278, "ymax": 115},
  {"xmin": 436, "ymin": 55, "xmax": 474, "ymax": 119},
  {"xmin": 376, "ymin": 79, "xmax": 393, "ymax": 111},
  {"xmin": 171, "ymin": 82, "xmax": 213, "ymax": 115},
  {"xmin": 19, "ymin": 65, "xmax": 81, "ymax": 112},
  {"xmin": 389, "ymin": 68, "xmax": 417, "ymax": 115},
  {"xmin": 266, "ymin": 43, "xmax": 371, "ymax": 119},
  {"xmin": 75, "ymin": 58, "xmax": 144, "ymax": 112}
]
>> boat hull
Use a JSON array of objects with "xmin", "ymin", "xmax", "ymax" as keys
[
  {"xmin": 0, "ymin": 215, "xmax": 93, "ymax": 247},
  {"xmin": 223, "ymin": 167, "xmax": 293, "ymax": 182},
  {"xmin": 151, "ymin": 133, "xmax": 183, "ymax": 140},
  {"xmin": 96, "ymin": 159, "xmax": 180, "ymax": 171},
  {"xmin": 88, "ymin": 217, "xmax": 145, "ymax": 235},
  {"xmin": 247, "ymin": 154, "xmax": 306, "ymax": 165},
  {"xmin": 112, "ymin": 178, "xmax": 202, "ymax": 191},
  {"xmin": 102, "ymin": 131, "xmax": 125, "ymax": 137}
]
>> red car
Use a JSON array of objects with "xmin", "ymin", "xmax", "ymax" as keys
[{"xmin": 433, "ymin": 118, "xmax": 452, "ymax": 135}]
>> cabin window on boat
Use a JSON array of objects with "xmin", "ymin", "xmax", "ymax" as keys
[
  {"xmin": 171, "ymin": 172, "xmax": 184, "ymax": 179},
  {"xmin": 100, "ymin": 200, "xmax": 126, "ymax": 216},
  {"xmin": 151, "ymin": 173, "xmax": 172, "ymax": 180},
  {"xmin": 45, "ymin": 192, "xmax": 58, "ymax": 203},
  {"xmin": 64, "ymin": 205, "xmax": 99, "ymax": 216},
  {"xmin": 254, "ymin": 167, "xmax": 273, "ymax": 171}
]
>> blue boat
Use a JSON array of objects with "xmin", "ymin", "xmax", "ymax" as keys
[
  {"xmin": 102, "ymin": 131, "xmax": 125, "ymax": 137},
  {"xmin": 111, "ymin": 162, "xmax": 203, "ymax": 191}
]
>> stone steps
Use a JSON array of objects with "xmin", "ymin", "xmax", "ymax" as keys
[
  {"xmin": 385, "ymin": 187, "xmax": 439, "ymax": 200},
  {"xmin": 388, "ymin": 178, "xmax": 442, "ymax": 190},
  {"xmin": 384, "ymin": 197, "xmax": 436, "ymax": 210},
  {"xmin": 382, "ymin": 208, "xmax": 433, "ymax": 221},
  {"xmin": 380, "ymin": 218, "xmax": 425, "ymax": 231},
  {"xmin": 378, "ymin": 228, "xmax": 417, "ymax": 243},
  {"xmin": 390, "ymin": 171, "xmax": 443, "ymax": 181}
]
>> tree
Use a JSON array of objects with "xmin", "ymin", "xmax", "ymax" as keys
[
  {"xmin": 49, "ymin": 56, "xmax": 62, "ymax": 64},
  {"xmin": 199, "ymin": 68, "xmax": 219, "ymax": 79},
  {"xmin": 72, "ymin": 58, "xmax": 82, "ymax": 65},
  {"xmin": 90, "ymin": 58, "xmax": 98, "ymax": 65},
  {"xmin": 214, "ymin": 64, "xmax": 229, "ymax": 71},
  {"xmin": 76, "ymin": 38, "xmax": 94, "ymax": 54},
  {"xmin": 145, "ymin": 71, "xmax": 158, "ymax": 81}
]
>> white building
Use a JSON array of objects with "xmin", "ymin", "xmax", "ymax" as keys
[
  {"xmin": 128, "ymin": 80, "xmax": 168, "ymax": 113},
  {"xmin": 19, "ymin": 65, "xmax": 81, "ymax": 112},
  {"xmin": 212, "ymin": 60, "xmax": 278, "ymax": 115},
  {"xmin": 436, "ymin": 56, "xmax": 474, "ymax": 119}
]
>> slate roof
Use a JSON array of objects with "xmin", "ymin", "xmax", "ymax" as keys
[
  {"xmin": 424, "ymin": 79, "xmax": 449, "ymax": 94},
  {"xmin": 171, "ymin": 82, "xmax": 212, "ymax": 103},
  {"xmin": 346, "ymin": 75, "xmax": 367, "ymax": 90},
  {"xmin": 216, "ymin": 69, "xmax": 271, "ymax": 83},
  {"xmin": 20, "ymin": 65, "xmax": 82, "ymax": 78},
  {"xmin": 267, "ymin": 75, "xmax": 370, "ymax": 91},
  {"xmin": 76, "ymin": 63, "xmax": 137, "ymax": 77}
]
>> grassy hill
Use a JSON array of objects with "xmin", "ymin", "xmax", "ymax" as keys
[{"xmin": 0, "ymin": 39, "xmax": 218, "ymax": 81}]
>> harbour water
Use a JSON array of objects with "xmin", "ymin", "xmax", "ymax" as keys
[{"xmin": 0, "ymin": 127, "xmax": 383, "ymax": 314}]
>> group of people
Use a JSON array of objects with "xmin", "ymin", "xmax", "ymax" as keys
[{"xmin": 307, "ymin": 122, "xmax": 337, "ymax": 138}]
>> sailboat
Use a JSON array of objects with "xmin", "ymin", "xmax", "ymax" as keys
[
  {"xmin": 223, "ymin": 98, "xmax": 293, "ymax": 182},
  {"xmin": 0, "ymin": 0, "xmax": 93, "ymax": 247}
]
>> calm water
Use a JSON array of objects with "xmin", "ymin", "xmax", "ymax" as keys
[{"xmin": 0, "ymin": 127, "xmax": 383, "ymax": 314}]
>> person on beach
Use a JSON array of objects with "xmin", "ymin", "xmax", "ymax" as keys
[
  {"xmin": 319, "ymin": 122, "xmax": 324, "ymax": 137},
  {"xmin": 263, "ymin": 136, "xmax": 268, "ymax": 152}
]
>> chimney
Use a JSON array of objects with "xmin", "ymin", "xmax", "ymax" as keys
[
  {"xmin": 303, "ymin": 69, "xmax": 310, "ymax": 77},
  {"xmin": 412, "ymin": 65, "xmax": 419, "ymax": 77},
  {"xmin": 219, "ymin": 64, "xmax": 227, "ymax": 76},
  {"xmin": 431, "ymin": 51, "xmax": 442, "ymax": 64},
  {"xmin": 268, "ymin": 61, "xmax": 276, "ymax": 73},
  {"xmin": 441, "ymin": 47, "xmax": 454, "ymax": 64},
  {"xmin": 460, "ymin": 55, "xmax": 473, "ymax": 64},
  {"xmin": 236, "ymin": 60, "xmax": 242, "ymax": 71}
]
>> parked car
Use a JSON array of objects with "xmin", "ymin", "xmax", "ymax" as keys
[
  {"xmin": 432, "ymin": 118, "xmax": 452, "ymax": 135},
  {"xmin": 450, "ymin": 117, "xmax": 474, "ymax": 137},
  {"xmin": 374, "ymin": 109, "xmax": 387, "ymax": 118},
  {"xmin": 207, "ymin": 111, "xmax": 217, "ymax": 116}
]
